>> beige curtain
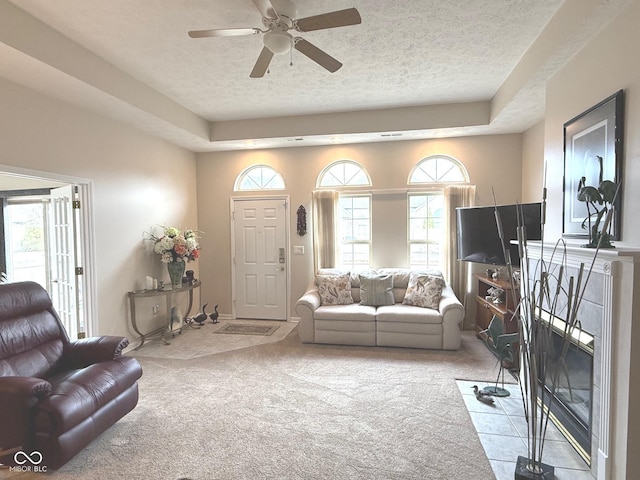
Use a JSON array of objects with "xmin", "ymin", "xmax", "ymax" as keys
[
  {"xmin": 443, "ymin": 185, "xmax": 476, "ymax": 303},
  {"xmin": 312, "ymin": 190, "xmax": 339, "ymax": 272}
]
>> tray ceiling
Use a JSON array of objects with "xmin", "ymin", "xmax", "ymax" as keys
[{"xmin": 0, "ymin": 0, "xmax": 631, "ymax": 151}]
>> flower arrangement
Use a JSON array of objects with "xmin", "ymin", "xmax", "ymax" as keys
[{"xmin": 152, "ymin": 226, "xmax": 200, "ymax": 263}]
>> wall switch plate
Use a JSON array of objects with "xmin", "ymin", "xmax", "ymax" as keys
[{"xmin": 293, "ymin": 246, "xmax": 304, "ymax": 255}]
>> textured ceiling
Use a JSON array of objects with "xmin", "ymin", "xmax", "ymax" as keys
[{"xmin": 0, "ymin": 0, "xmax": 631, "ymax": 151}]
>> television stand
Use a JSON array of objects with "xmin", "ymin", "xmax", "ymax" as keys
[{"xmin": 474, "ymin": 273, "xmax": 518, "ymax": 341}]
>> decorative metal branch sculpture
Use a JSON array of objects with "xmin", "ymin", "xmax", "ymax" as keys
[{"xmin": 493, "ymin": 181, "xmax": 618, "ymax": 479}]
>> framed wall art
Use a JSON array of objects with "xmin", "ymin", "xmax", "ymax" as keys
[{"xmin": 563, "ymin": 90, "xmax": 624, "ymax": 240}]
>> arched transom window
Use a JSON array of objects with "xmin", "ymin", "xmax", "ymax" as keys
[
  {"xmin": 234, "ymin": 165, "xmax": 285, "ymax": 191},
  {"xmin": 408, "ymin": 155, "xmax": 469, "ymax": 184},
  {"xmin": 316, "ymin": 160, "xmax": 372, "ymax": 270},
  {"xmin": 317, "ymin": 160, "xmax": 371, "ymax": 187}
]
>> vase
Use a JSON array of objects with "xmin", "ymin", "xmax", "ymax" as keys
[{"xmin": 167, "ymin": 261, "xmax": 185, "ymax": 288}]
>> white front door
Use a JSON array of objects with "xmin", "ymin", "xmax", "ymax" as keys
[{"xmin": 232, "ymin": 198, "xmax": 287, "ymax": 320}]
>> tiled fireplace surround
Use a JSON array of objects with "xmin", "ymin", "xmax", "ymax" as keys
[{"xmin": 526, "ymin": 242, "xmax": 640, "ymax": 480}]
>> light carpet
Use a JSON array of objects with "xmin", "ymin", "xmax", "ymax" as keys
[{"xmin": 1, "ymin": 329, "xmax": 500, "ymax": 480}]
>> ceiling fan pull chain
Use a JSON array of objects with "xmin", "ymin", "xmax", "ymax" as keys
[{"xmin": 290, "ymin": 46, "xmax": 293, "ymax": 66}]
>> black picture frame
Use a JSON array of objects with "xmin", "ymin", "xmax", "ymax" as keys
[{"xmin": 563, "ymin": 90, "xmax": 624, "ymax": 240}]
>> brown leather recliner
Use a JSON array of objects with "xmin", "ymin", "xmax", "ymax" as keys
[{"xmin": 0, "ymin": 281, "xmax": 142, "ymax": 470}]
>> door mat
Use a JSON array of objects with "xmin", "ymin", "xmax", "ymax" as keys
[{"xmin": 213, "ymin": 324, "xmax": 279, "ymax": 336}]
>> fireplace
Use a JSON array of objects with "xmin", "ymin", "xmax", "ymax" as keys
[
  {"xmin": 525, "ymin": 241, "xmax": 640, "ymax": 480},
  {"xmin": 536, "ymin": 309, "xmax": 594, "ymax": 463}
]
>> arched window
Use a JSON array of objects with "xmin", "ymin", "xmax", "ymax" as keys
[
  {"xmin": 234, "ymin": 165, "xmax": 285, "ymax": 191},
  {"xmin": 408, "ymin": 155, "xmax": 469, "ymax": 184},
  {"xmin": 407, "ymin": 155, "xmax": 469, "ymax": 270},
  {"xmin": 317, "ymin": 160, "xmax": 371, "ymax": 188},
  {"xmin": 316, "ymin": 160, "xmax": 372, "ymax": 270}
]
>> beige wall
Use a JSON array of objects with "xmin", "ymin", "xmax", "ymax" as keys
[
  {"xmin": 521, "ymin": 120, "xmax": 545, "ymax": 203},
  {"xmin": 535, "ymin": 3, "xmax": 640, "ymax": 246},
  {"xmin": 0, "ymin": 77, "xmax": 199, "ymax": 341},
  {"xmin": 521, "ymin": 1, "xmax": 640, "ymax": 477},
  {"xmin": 196, "ymin": 134, "xmax": 523, "ymax": 320},
  {"xmin": 550, "ymin": 3, "xmax": 640, "ymax": 476}
]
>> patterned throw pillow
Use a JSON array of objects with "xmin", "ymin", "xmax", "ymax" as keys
[
  {"xmin": 359, "ymin": 274, "xmax": 394, "ymax": 306},
  {"xmin": 316, "ymin": 273, "xmax": 354, "ymax": 305},
  {"xmin": 402, "ymin": 272, "xmax": 446, "ymax": 309}
]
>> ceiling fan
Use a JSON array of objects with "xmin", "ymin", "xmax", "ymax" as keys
[{"xmin": 188, "ymin": 0, "xmax": 361, "ymax": 78}]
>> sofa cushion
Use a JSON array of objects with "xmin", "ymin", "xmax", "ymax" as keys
[
  {"xmin": 376, "ymin": 268, "xmax": 443, "ymax": 289},
  {"xmin": 402, "ymin": 272, "xmax": 446, "ymax": 309},
  {"xmin": 376, "ymin": 268, "xmax": 412, "ymax": 289},
  {"xmin": 359, "ymin": 273, "xmax": 394, "ymax": 306},
  {"xmin": 376, "ymin": 304, "xmax": 445, "ymax": 324},
  {"xmin": 315, "ymin": 273, "xmax": 354, "ymax": 305},
  {"xmin": 316, "ymin": 269, "xmax": 369, "ymax": 288},
  {"xmin": 314, "ymin": 304, "xmax": 376, "ymax": 322}
]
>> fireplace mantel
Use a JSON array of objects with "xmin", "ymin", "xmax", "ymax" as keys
[
  {"xmin": 525, "ymin": 241, "xmax": 640, "ymax": 480},
  {"xmin": 524, "ymin": 240, "xmax": 640, "ymax": 268}
]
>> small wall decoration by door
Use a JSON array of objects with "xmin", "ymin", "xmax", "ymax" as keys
[{"xmin": 297, "ymin": 205, "xmax": 307, "ymax": 236}]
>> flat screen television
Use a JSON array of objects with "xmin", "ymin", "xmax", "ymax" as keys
[{"xmin": 456, "ymin": 202, "xmax": 542, "ymax": 266}]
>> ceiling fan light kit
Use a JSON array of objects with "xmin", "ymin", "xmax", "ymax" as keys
[
  {"xmin": 263, "ymin": 31, "xmax": 293, "ymax": 55},
  {"xmin": 187, "ymin": 0, "xmax": 361, "ymax": 78}
]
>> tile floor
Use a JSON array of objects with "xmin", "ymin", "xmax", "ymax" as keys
[
  {"xmin": 457, "ymin": 380, "xmax": 593, "ymax": 480},
  {"xmin": 129, "ymin": 319, "xmax": 298, "ymax": 359}
]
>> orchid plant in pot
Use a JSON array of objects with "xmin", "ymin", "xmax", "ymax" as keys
[{"xmin": 151, "ymin": 226, "xmax": 200, "ymax": 287}]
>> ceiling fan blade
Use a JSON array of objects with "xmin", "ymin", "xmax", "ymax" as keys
[
  {"xmin": 251, "ymin": 0, "xmax": 278, "ymax": 19},
  {"xmin": 188, "ymin": 28, "xmax": 261, "ymax": 38},
  {"xmin": 294, "ymin": 38, "xmax": 342, "ymax": 73},
  {"xmin": 250, "ymin": 47, "xmax": 275, "ymax": 78},
  {"xmin": 295, "ymin": 8, "xmax": 361, "ymax": 32}
]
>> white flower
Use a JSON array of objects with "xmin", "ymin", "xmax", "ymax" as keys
[
  {"xmin": 150, "ymin": 225, "xmax": 201, "ymax": 262},
  {"xmin": 154, "ymin": 236, "xmax": 174, "ymax": 254},
  {"xmin": 164, "ymin": 226, "xmax": 180, "ymax": 237},
  {"xmin": 185, "ymin": 237, "xmax": 198, "ymax": 251}
]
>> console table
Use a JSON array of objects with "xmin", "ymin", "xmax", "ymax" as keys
[{"xmin": 127, "ymin": 281, "xmax": 201, "ymax": 349}]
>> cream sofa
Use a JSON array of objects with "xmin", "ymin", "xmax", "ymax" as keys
[{"xmin": 295, "ymin": 268, "xmax": 464, "ymax": 350}]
